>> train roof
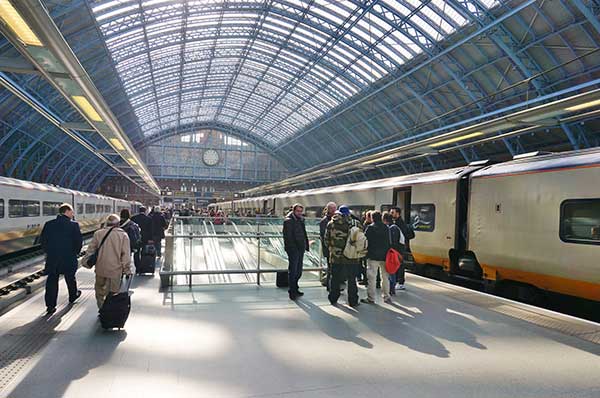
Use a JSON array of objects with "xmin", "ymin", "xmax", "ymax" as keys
[
  {"xmin": 0, "ymin": 176, "xmax": 135, "ymax": 203},
  {"xmin": 233, "ymin": 166, "xmax": 470, "ymax": 203},
  {"xmin": 472, "ymin": 148, "xmax": 600, "ymax": 178}
]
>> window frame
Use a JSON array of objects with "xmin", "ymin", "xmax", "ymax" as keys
[
  {"xmin": 559, "ymin": 199, "xmax": 600, "ymax": 246},
  {"xmin": 85, "ymin": 203, "xmax": 96, "ymax": 214},
  {"xmin": 42, "ymin": 201, "xmax": 63, "ymax": 217},
  {"xmin": 9, "ymin": 199, "xmax": 41, "ymax": 218},
  {"xmin": 0, "ymin": 198, "xmax": 4, "ymax": 218}
]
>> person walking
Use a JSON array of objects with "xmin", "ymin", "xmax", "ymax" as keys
[
  {"xmin": 131, "ymin": 206, "xmax": 153, "ymax": 271},
  {"xmin": 120, "ymin": 209, "xmax": 141, "ymax": 253},
  {"xmin": 358, "ymin": 211, "xmax": 373, "ymax": 285},
  {"xmin": 319, "ymin": 202, "xmax": 337, "ymax": 290},
  {"xmin": 325, "ymin": 205, "xmax": 362, "ymax": 308},
  {"xmin": 40, "ymin": 203, "xmax": 83, "ymax": 314},
  {"xmin": 151, "ymin": 205, "xmax": 168, "ymax": 257},
  {"xmin": 283, "ymin": 204, "xmax": 309, "ymax": 300},
  {"xmin": 86, "ymin": 214, "xmax": 133, "ymax": 309},
  {"xmin": 362, "ymin": 211, "xmax": 392, "ymax": 304}
]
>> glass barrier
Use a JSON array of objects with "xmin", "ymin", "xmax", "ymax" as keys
[{"xmin": 161, "ymin": 216, "xmax": 324, "ymax": 287}]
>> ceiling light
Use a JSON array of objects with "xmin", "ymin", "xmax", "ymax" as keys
[
  {"xmin": 0, "ymin": 0, "xmax": 43, "ymax": 46},
  {"xmin": 564, "ymin": 99, "xmax": 600, "ymax": 112},
  {"xmin": 429, "ymin": 132, "xmax": 484, "ymax": 148},
  {"xmin": 127, "ymin": 157, "xmax": 137, "ymax": 165},
  {"xmin": 71, "ymin": 95, "xmax": 102, "ymax": 122},
  {"xmin": 109, "ymin": 138, "xmax": 125, "ymax": 150}
]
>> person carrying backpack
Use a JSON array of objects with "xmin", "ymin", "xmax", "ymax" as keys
[
  {"xmin": 325, "ymin": 205, "xmax": 364, "ymax": 308},
  {"xmin": 120, "ymin": 209, "xmax": 142, "ymax": 253}
]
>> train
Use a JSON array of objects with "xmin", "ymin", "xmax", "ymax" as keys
[
  {"xmin": 0, "ymin": 176, "xmax": 142, "ymax": 256},
  {"xmin": 218, "ymin": 148, "xmax": 600, "ymax": 302}
]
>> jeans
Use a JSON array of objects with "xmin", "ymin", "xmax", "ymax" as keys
[
  {"xmin": 366, "ymin": 259, "xmax": 390, "ymax": 301},
  {"xmin": 286, "ymin": 249, "xmax": 304, "ymax": 294},
  {"xmin": 45, "ymin": 272, "xmax": 77, "ymax": 309},
  {"xmin": 328, "ymin": 263, "xmax": 359, "ymax": 306}
]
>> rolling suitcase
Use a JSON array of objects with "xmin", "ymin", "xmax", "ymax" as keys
[
  {"xmin": 99, "ymin": 275, "xmax": 132, "ymax": 330},
  {"xmin": 276, "ymin": 271, "xmax": 289, "ymax": 288},
  {"xmin": 138, "ymin": 252, "xmax": 156, "ymax": 275}
]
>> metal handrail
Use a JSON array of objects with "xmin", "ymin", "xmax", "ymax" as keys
[
  {"xmin": 168, "ymin": 233, "xmax": 321, "ymax": 239},
  {"xmin": 160, "ymin": 267, "xmax": 324, "ymax": 276}
]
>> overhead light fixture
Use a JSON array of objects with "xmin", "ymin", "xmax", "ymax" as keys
[
  {"xmin": 360, "ymin": 154, "xmax": 397, "ymax": 166},
  {"xmin": 0, "ymin": 0, "xmax": 42, "ymax": 46},
  {"xmin": 429, "ymin": 132, "xmax": 484, "ymax": 148},
  {"xmin": 564, "ymin": 99, "xmax": 600, "ymax": 112},
  {"xmin": 127, "ymin": 157, "xmax": 137, "ymax": 165},
  {"xmin": 71, "ymin": 95, "xmax": 102, "ymax": 122},
  {"xmin": 109, "ymin": 138, "xmax": 125, "ymax": 150}
]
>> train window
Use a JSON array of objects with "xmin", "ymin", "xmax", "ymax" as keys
[
  {"xmin": 77, "ymin": 203, "xmax": 84, "ymax": 215},
  {"xmin": 85, "ymin": 204, "xmax": 95, "ymax": 214},
  {"xmin": 560, "ymin": 199, "xmax": 600, "ymax": 245},
  {"xmin": 9, "ymin": 200, "xmax": 40, "ymax": 218},
  {"xmin": 96, "ymin": 204, "xmax": 103, "ymax": 213},
  {"xmin": 0, "ymin": 199, "xmax": 4, "ymax": 218},
  {"xmin": 105, "ymin": 205, "xmax": 111, "ymax": 213},
  {"xmin": 410, "ymin": 204, "xmax": 436, "ymax": 232},
  {"xmin": 43, "ymin": 201, "xmax": 62, "ymax": 216}
]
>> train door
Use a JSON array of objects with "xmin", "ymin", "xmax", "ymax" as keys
[
  {"xmin": 262, "ymin": 200, "xmax": 268, "ymax": 215},
  {"xmin": 392, "ymin": 188, "xmax": 412, "ymax": 223}
]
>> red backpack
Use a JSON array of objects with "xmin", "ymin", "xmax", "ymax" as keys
[{"xmin": 385, "ymin": 248, "xmax": 403, "ymax": 274}]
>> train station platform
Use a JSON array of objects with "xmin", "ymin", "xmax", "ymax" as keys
[{"xmin": 1, "ymin": 265, "xmax": 599, "ymax": 398}]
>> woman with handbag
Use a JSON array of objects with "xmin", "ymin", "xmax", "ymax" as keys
[
  {"xmin": 84, "ymin": 214, "xmax": 133, "ymax": 309},
  {"xmin": 383, "ymin": 212, "xmax": 405, "ymax": 295}
]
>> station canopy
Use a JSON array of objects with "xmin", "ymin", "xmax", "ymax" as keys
[{"xmin": 90, "ymin": 0, "xmax": 498, "ymax": 144}]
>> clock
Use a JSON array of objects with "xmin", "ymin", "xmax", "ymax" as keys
[{"xmin": 203, "ymin": 149, "xmax": 220, "ymax": 166}]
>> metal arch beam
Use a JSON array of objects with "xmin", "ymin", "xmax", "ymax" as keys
[
  {"xmin": 89, "ymin": 167, "xmax": 111, "ymax": 193},
  {"xmin": 273, "ymin": 0, "xmax": 535, "ymax": 155},
  {"xmin": 27, "ymin": 134, "xmax": 72, "ymax": 181},
  {"xmin": 571, "ymin": 0, "xmax": 600, "ymax": 34}
]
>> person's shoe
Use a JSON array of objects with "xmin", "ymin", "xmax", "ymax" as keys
[
  {"xmin": 288, "ymin": 292, "xmax": 297, "ymax": 301},
  {"xmin": 69, "ymin": 290, "xmax": 82, "ymax": 304},
  {"xmin": 360, "ymin": 298, "xmax": 375, "ymax": 304},
  {"xmin": 46, "ymin": 307, "xmax": 56, "ymax": 315},
  {"xmin": 390, "ymin": 290, "xmax": 396, "ymax": 296},
  {"xmin": 296, "ymin": 290, "xmax": 304, "ymax": 296},
  {"xmin": 384, "ymin": 297, "xmax": 393, "ymax": 304},
  {"xmin": 349, "ymin": 301, "xmax": 360, "ymax": 308},
  {"xmin": 376, "ymin": 283, "xmax": 381, "ymax": 289},
  {"xmin": 397, "ymin": 284, "xmax": 406, "ymax": 290},
  {"xmin": 358, "ymin": 280, "xmax": 367, "ymax": 286},
  {"xmin": 329, "ymin": 299, "xmax": 337, "ymax": 306}
]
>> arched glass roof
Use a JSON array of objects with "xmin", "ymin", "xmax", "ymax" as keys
[{"xmin": 90, "ymin": 0, "xmax": 498, "ymax": 144}]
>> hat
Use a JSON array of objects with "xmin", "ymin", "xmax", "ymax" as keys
[{"xmin": 338, "ymin": 205, "xmax": 350, "ymax": 216}]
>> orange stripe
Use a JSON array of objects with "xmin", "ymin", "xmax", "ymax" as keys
[
  {"xmin": 482, "ymin": 264, "xmax": 600, "ymax": 302},
  {"xmin": 412, "ymin": 252, "xmax": 450, "ymax": 270}
]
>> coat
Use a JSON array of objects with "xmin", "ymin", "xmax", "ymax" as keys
[
  {"xmin": 151, "ymin": 212, "xmax": 168, "ymax": 239},
  {"xmin": 283, "ymin": 212, "xmax": 309, "ymax": 252},
  {"xmin": 325, "ymin": 213, "xmax": 361, "ymax": 265},
  {"xmin": 86, "ymin": 227, "xmax": 132, "ymax": 279},
  {"xmin": 131, "ymin": 212, "xmax": 153, "ymax": 243},
  {"xmin": 364, "ymin": 221, "xmax": 390, "ymax": 261},
  {"xmin": 40, "ymin": 215, "xmax": 83, "ymax": 275},
  {"xmin": 319, "ymin": 214, "xmax": 333, "ymax": 259}
]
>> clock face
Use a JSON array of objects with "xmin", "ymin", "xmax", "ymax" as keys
[{"xmin": 203, "ymin": 149, "xmax": 220, "ymax": 166}]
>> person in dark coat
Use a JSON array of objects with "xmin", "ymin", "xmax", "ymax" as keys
[
  {"xmin": 319, "ymin": 202, "xmax": 337, "ymax": 290},
  {"xmin": 283, "ymin": 203, "xmax": 309, "ymax": 300},
  {"xmin": 131, "ymin": 206, "xmax": 153, "ymax": 269},
  {"xmin": 40, "ymin": 203, "xmax": 83, "ymax": 314},
  {"xmin": 151, "ymin": 206, "xmax": 168, "ymax": 257}
]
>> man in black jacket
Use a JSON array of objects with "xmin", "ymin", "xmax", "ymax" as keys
[
  {"xmin": 131, "ymin": 206, "xmax": 153, "ymax": 268},
  {"xmin": 40, "ymin": 203, "xmax": 83, "ymax": 314},
  {"xmin": 283, "ymin": 203, "xmax": 309, "ymax": 300},
  {"xmin": 362, "ymin": 211, "xmax": 392, "ymax": 304},
  {"xmin": 319, "ymin": 202, "xmax": 337, "ymax": 290}
]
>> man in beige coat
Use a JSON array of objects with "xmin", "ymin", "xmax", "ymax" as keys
[{"xmin": 86, "ymin": 214, "xmax": 133, "ymax": 309}]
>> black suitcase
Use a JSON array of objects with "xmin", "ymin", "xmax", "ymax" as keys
[
  {"xmin": 137, "ymin": 253, "xmax": 156, "ymax": 275},
  {"xmin": 99, "ymin": 276, "xmax": 132, "ymax": 330},
  {"xmin": 276, "ymin": 271, "xmax": 289, "ymax": 288}
]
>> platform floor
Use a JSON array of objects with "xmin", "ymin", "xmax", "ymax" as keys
[{"xmin": 1, "ymin": 269, "xmax": 599, "ymax": 398}]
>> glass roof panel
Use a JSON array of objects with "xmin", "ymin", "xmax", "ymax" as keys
[{"xmin": 91, "ymin": 0, "xmax": 498, "ymax": 144}]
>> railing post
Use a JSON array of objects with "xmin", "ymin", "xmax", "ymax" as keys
[
  {"xmin": 188, "ymin": 232, "xmax": 193, "ymax": 289},
  {"xmin": 256, "ymin": 223, "xmax": 261, "ymax": 286}
]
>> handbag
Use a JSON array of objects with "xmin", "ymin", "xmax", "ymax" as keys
[
  {"xmin": 86, "ymin": 227, "xmax": 116, "ymax": 268},
  {"xmin": 385, "ymin": 226, "xmax": 403, "ymax": 274}
]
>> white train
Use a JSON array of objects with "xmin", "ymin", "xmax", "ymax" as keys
[
  {"xmin": 218, "ymin": 149, "xmax": 600, "ymax": 302},
  {"xmin": 0, "ymin": 176, "xmax": 142, "ymax": 256}
]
